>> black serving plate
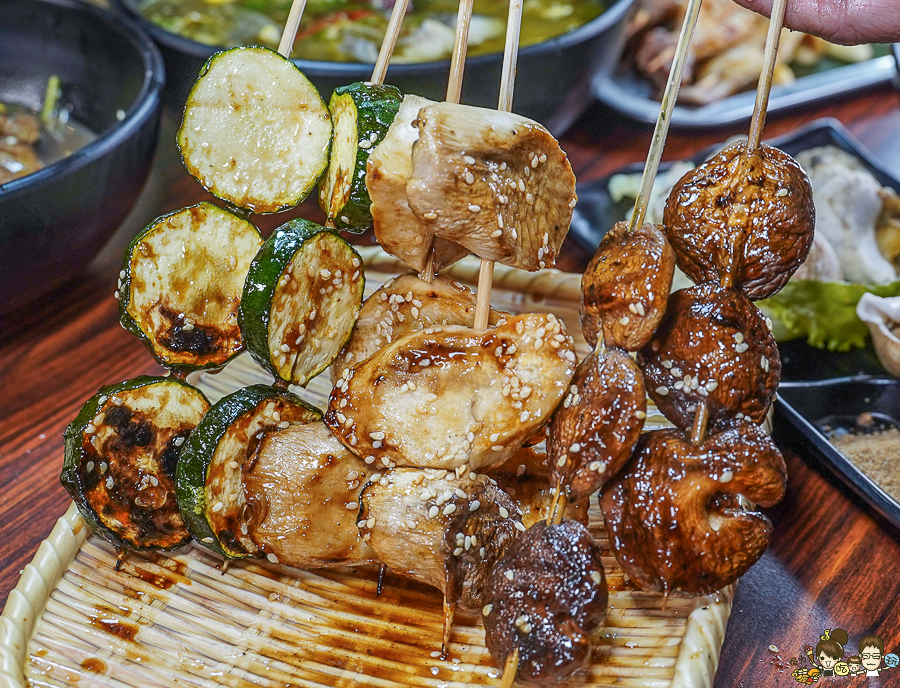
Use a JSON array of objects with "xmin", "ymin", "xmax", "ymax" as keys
[
  {"xmin": 776, "ymin": 378, "xmax": 900, "ymax": 531},
  {"xmin": 595, "ymin": 51, "xmax": 895, "ymax": 129}
]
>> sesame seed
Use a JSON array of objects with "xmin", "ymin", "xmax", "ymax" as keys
[
  {"xmin": 570, "ymin": 442, "xmax": 581, "ymax": 453},
  {"xmin": 490, "ymin": 229, "xmax": 502, "ymax": 238},
  {"xmin": 468, "ymin": 204, "xmax": 481, "ymax": 212},
  {"xmin": 499, "ymin": 506, "xmax": 510, "ymax": 518},
  {"xmin": 776, "ymin": 188, "xmax": 788, "ymax": 197},
  {"xmin": 619, "ymin": 316, "xmax": 631, "ymax": 325},
  {"xmin": 483, "ymin": 604, "xmax": 493, "ymax": 616},
  {"xmin": 428, "ymin": 506, "xmax": 439, "ymax": 518},
  {"xmin": 358, "ymin": 139, "xmax": 371, "ymax": 149},
  {"xmin": 735, "ymin": 342, "xmax": 749, "ymax": 353},
  {"xmin": 656, "ymin": 386, "xmax": 670, "ymax": 396},
  {"xmin": 505, "ymin": 569, "xmax": 515, "ymax": 580},
  {"xmin": 212, "ymin": 501, "xmax": 224, "ymax": 513},
  {"xmin": 464, "ymin": 171, "xmax": 475, "ymax": 184},
  {"xmin": 720, "ymin": 470, "xmax": 733, "ymax": 483},
  {"xmin": 267, "ymin": 553, "xmax": 279, "ymax": 563},
  {"xmin": 735, "ymin": 332, "xmax": 745, "ymax": 344},
  {"xmin": 464, "ymin": 155, "xmax": 476, "ymax": 165},
  {"xmin": 591, "ymin": 570, "xmax": 603, "ymax": 584},
  {"xmin": 345, "ymin": 502, "xmax": 358, "ymax": 510}
]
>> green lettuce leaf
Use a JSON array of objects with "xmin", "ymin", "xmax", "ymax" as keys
[{"xmin": 757, "ymin": 279, "xmax": 900, "ymax": 352}]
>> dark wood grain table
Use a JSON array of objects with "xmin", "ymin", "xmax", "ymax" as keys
[{"xmin": 3, "ymin": 83, "xmax": 900, "ymax": 687}]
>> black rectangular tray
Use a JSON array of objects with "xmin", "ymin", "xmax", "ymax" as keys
[{"xmin": 776, "ymin": 378, "xmax": 900, "ymax": 531}]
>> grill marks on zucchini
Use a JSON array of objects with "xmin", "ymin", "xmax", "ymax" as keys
[
  {"xmin": 176, "ymin": 385, "xmax": 321, "ymax": 559},
  {"xmin": 319, "ymin": 82, "xmax": 402, "ymax": 233},
  {"xmin": 240, "ymin": 219, "xmax": 365, "ymax": 386},
  {"xmin": 178, "ymin": 47, "xmax": 332, "ymax": 213},
  {"xmin": 119, "ymin": 203, "xmax": 262, "ymax": 372},
  {"xmin": 61, "ymin": 377, "xmax": 211, "ymax": 551}
]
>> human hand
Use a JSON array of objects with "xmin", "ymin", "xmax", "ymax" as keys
[{"xmin": 730, "ymin": 0, "xmax": 900, "ymax": 45}]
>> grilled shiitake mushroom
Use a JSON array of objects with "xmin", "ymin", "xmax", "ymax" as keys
[
  {"xmin": 547, "ymin": 347, "xmax": 646, "ymax": 502},
  {"xmin": 482, "ymin": 519, "xmax": 608, "ymax": 687},
  {"xmin": 581, "ymin": 221, "xmax": 675, "ymax": 351},
  {"xmin": 663, "ymin": 141, "xmax": 815, "ymax": 300},
  {"xmin": 325, "ymin": 313, "xmax": 577, "ymax": 472},
  {"xmin": 599, "ymin": 421, "xmax": 787, "ymax": 595},
  {"xmin": 406, "ymin": 102, "xmax": 578, "ymax": 272},
  {"xmin": 331, "ymin": 273, "xmax": 504, "ymax": 383},
  {"xmin": 638, "ymin": 282, "xmax": 780, "ymax": 431}
]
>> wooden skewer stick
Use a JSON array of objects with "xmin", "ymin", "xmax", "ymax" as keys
[
  {"xmin": 474, "ymin": 0, "xmax": 524, "ymax": 331},
  {"xmin": 420, "ymin": 0, "xmax": 476, "ymax": 282},
  {"xmin": 627, "ymin": 0, "xmax": 703, "ymax": 233},
  {"xmin": 747, "ymin": 0, "xmax": 789, "ymax": 151},
  {"xmin": 371, "ymin": 0, "xmax": 413, "ymax": 85},
  {"xmin": 690, "ymin": 402, "xmax": 709, "ymax": 444},
  {"xmin": 500, "ymin": 648, "xmax": 520, "ymax": 688},
  {"xmin": 277, "ymin": 0, "xmax": 309, "ymax": 58}
]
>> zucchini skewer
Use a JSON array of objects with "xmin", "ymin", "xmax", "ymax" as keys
[
  {"xmin": 61, "ymin": 377, "xmax": 211, "ymax": 552},
  {"xmin": 118, "ymin": 202, "xmax": 262, "ymax": 374}
]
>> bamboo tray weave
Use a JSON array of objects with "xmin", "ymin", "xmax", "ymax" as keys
[{"xmin": 0, "ymin": 250, "xmax": 734, "ymax": 688}]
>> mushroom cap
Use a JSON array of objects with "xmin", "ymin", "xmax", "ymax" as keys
[
  {"xmin": 663, "ymin": 141, "xmax": 815, "ymax": 300},
  {"xmin": 638, "ymin": 282, "xmax": 780, "ymax": 431},
  {"xmin": 483, "ymin": 519, "xmax": 608, "ymax": 686},
  {"xmin": 599, "ymin": 421, "xmax": 787, "ymax": 595},
  {"xmin": 581, "ymin": 221, "xmax": 675, "ymax": 351}
]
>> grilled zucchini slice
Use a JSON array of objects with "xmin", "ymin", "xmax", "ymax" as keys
[
  {"xmin": 61, "ymin": 376, "xmax": 211, "ymax": 552},
  {"xmin": 178, "ymin": 46, "xmax": 332, "ymax": 213},
  {"xmin": 176, "ymin": 384, "xmax": 321, "ymax": 559},
  {"xmin": 319, "ymin": 82, "xmax": 402, "ymax": 233},
  {"xmin": 117, "ymin": 202, "xmax": 262, "ymax": 374},
  {"xmin": 239, "ymin": 219, "xmax": 365, "ymax": 386}
]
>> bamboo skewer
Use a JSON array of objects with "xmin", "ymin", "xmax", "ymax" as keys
[
  {"xmin": 371, "ymin": 0, "xmax": 413, "ymax": 85},
  {"xmin": 747, "ymin": 0, "xmax": 789, "ymax": 150},
  {"xmin": 474, "ymin": 0, "xmax": 524, "ymax": 331},
  {"xmin": 420, "ymin": 0, "xmax": 476, "ymax": 282},
  {"xmin": 276, "ymin": 0, "xmax": 309, "ymax": 57},
  {"xmin": 627, "ymin": 0, "xmax": 703, "ymax": 233}
]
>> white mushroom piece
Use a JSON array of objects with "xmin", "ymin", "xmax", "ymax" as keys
[
  {"xmin": 325, "ymin": 313, "xmax": 577, "ymax": 472},
  {"xmin": 367, "ymin": 95, "xmax": 469, "ymax": 274},
  {"xmin": 330, "ymin": 272, "xmax": 505, "ymax": 383},
  {"xmin": 407, "ymin": 102, "xmax": 578, "ymax": 271}
]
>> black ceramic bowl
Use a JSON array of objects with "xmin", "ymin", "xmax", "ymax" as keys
[
  {"xmin": 0, "ymin": 0, "xmax": 163, "ymax": 312},
  {"xmin": 109, "ymin": 0, "xmax": 634, "ymax": 135}
]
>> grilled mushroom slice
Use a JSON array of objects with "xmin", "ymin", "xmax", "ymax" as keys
[
  {"xmin": 482, "ymin": 519, "xmax": 608, "ymax": 687},
  {"xmin": 367, "ymin": 94, "xmax": 468, "ymax": 273},
  {"xmin": 638, "ymin": 282, "xmax": 780, "ymax": 431},
  {"xmin": 325, "ymin": 313, "xmax": 577, "ymax": 472},
  {"xmin": 599, "ymin": 421, "xmax": 787, "ymax": 595},
  {"xmin": 242, "ymin": 422, "xmax": 379, "ymax": 569},
  {"xmin": 331, "ymin": 273, "xmax": 504, "ymax": 383},
  {"xmin": 406, "ymin": 102, "xmax": 577, "ymax": 272},
  {"xmin": 358, "ymin": 467, "xmax": 523, "ymax": 612},
  {"xmin": 581, "ymin": 221, "xmax": 675, "ymax": 351},
  {"xmin": 663, "ymin": 141, "xmax": 815, "ymax": 300},
  {"xmin": 547, "ymin": 347, "xmax": 646, "ymax": 502}
]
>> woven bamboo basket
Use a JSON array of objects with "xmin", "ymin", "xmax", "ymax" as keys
[{"xmin": 0, "ymin": 249, "xmax": 734, "ymax": 688}]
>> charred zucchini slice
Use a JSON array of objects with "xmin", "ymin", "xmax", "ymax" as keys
[
  {"xmin": 61, "ymin": 376, "xmax": 211, "ymax": 552},
  {"xmin": 318, "ymin": 82, "xmax": 402, "ymax": 233},
  {"xmin": 118, "ymin": 203, "xmax": 262, "ymax": 373},
  {"xmin": 239, "ymin": 219, "xmax": 365, "ymax": 386},
  {"xmin": 178, "ymin": 46, "xmax": 332, "ymax": 213},
  {"xmin": 176, "ymin": 384, "xmax": 321, "ymax": 559}
]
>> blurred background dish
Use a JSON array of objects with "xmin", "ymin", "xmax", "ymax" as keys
[
  {"xmin": 0, "ymin": 0, "xmax": 163, "ymax": 312},
  {"xmin": 108, "ymin": 0, "xmax": 635, "ymax": 135},
  {"xmin": 595, "ymin": 0, "xmax": 895, "ymax": 128}
]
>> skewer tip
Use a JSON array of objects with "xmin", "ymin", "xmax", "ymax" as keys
[{"xmin": 500, "ymin": 647, "xmax": 520, "ymax": 688}]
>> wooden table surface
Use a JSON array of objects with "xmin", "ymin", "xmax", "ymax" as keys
[{"xmin": 3, "ymin": 81, "xmax": 900, "ymax": 687}]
